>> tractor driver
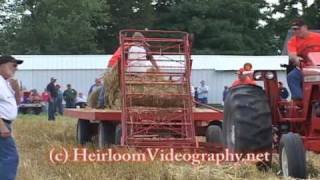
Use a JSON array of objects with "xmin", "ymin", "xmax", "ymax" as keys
[
  {"xmin": 231, "ymin": 67, "xmax": 256, "ymax": 87},
  {"xmin": 287, "ymin": 18, "xmax": 320, "ymax": 100}
]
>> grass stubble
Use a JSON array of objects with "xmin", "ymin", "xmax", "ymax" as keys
[{"xmin": 12, "ymin": 114, "xmax": 320, "ymax": 180}]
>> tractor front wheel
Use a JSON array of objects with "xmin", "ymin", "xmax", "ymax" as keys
[
  {"xmin": 206, "ymin": 125, "xmax": 223, "ymax": 145},
  {"xmin": 279, "ymin": 132, "xmax": 306, "ymax": 179}
]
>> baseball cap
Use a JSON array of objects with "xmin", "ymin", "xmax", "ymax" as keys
[
  {"xmin": 291, "ymin": 18, "xmax": 305, "ymax": 29},
  {"xmin": 0, "ymin": 55, "xmax": 23, "ymax": 65},
  {"xmin": 50, "ymin": 77, "xmax": 57, "ymax": 81}
]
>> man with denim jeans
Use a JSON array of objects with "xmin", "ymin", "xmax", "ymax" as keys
[
  {"xmin": 287, "ymin": 18, "xmax": 320, "ymax": 100},
  {"xmin": 46, "ymin": 78, "xmax": 58, "ymax": 120},
  {"xmin": 0, "ymin": 55, "xmax": 23, "ymax": 180}
]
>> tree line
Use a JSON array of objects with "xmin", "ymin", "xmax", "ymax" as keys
[{"xmin": 0, "ymin": 0, "xmax": 319, "ymax": 55}]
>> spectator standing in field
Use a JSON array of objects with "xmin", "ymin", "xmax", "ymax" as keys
[
  {"xmin": 46, "ymin": 77, "xmax": 58, "ymax": 121},
  {"xmin": 88, "ymin": 78, "xmax": 102, "ymax": 97},
  {"xmin": 198, "ymin": 80, "xmax": 209, "ymax": 104},
  {"xmin": 55, "ymin": 84, "xmax": 64, "ymax": 115},
  {"xmin": 0, "ymin": 55, "xmax": 23, "ymax": 180},
  {"xmin": 63, "ymin": 84, "xmax": 77, "ymax": 108}
]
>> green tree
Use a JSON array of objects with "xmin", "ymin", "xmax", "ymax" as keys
[
  {"xmin": 100, "ymin": 0, "xmax": 155, "ymax": 53},
  {"xmin": 153, "ymin": 0, "xmax": 273, "ymax": 55},
  {"xmin": 266, "ymin": 0, "xmax": 320, "ymax": 54},
  {"xmin": 0, "ymin": 0, "xmax": 108, "ymax": 54}
]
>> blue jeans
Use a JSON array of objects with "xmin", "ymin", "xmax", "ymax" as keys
[
  {"xmin": 56, "ymin": 100, "xmax": 64, "ymax": 115},
  {"xmin": 48, "ymin": 98, "xmax": 56, "ymax": 120},
  {"xmin": 198, "ymin": 98, "xmax": 208, "ymax": 104},
  {"xmin": 287, "ymin": 68, "xmax": 303, "ymax": 100},
  {"xmin": 0, "ymin": 122, "xmax": 19, "ymax": 180},
  {"xmin": 65, "ymin": 100, "xmax": 75, "ymax": 108}
]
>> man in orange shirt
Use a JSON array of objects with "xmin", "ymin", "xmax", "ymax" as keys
[{"xmin": 286, "ymin": 18, "xmax": 320, "ymax": 100}]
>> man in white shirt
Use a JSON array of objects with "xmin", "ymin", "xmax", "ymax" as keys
[
  {"xmin": 0, "ymin": 55, "xmax": 23, "ymax": 180},
  {"xmin": 198, "ymin": 80, "xmax": 209, "ymax": 104},
  {"xmin": 127, "ymin": 32, "xmax": 159, "ymax": 73},
  {"xmin": 75, "ymin": 92, "xmax": 87, "ymax": 108}
]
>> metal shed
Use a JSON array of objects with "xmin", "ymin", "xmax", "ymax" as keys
[{"xmin": 13, "ymin": 55, "xmax": 289, "ymax": 104}]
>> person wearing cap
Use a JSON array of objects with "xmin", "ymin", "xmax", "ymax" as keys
[
  {"xmin": 198, "ymin": 80, "xmax": 209, "ymax": 104},
  {"xmin": 287, "ymin": 18, "xmax": 320, "ymax": 100},
  {"xmin": 46, "ymin": 77, "xmax": 58, "ymax": 120},
  {"xmin": 63, "ymin": 84, "xmax": 77, "ymax": 108},
  {"xmin": 0, "ymin": 55, "xmax": 23, "ymax": 180}
]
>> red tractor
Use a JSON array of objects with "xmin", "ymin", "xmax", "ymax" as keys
[{"xmin": 223, "ymin": 48, "xmax": 320, "ymax": 179}]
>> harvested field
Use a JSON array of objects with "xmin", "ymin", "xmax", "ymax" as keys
[{"xmin": 13, "ymin": 114, "xmax": 320, "ymax": 179}]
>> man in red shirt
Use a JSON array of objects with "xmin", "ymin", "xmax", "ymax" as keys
[{"xmin": 286, "ymin": 18, "xmax": 320, "ymax": 100}]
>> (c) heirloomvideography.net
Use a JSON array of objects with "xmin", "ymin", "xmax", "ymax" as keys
[{"xmin": 49, "ymin": 147, "xmax": 271, "ymax": 165}]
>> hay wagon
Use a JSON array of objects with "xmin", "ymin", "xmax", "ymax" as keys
[{"xmin": 65, "ymin": 30, "xmax": 224, "ymax": 149}]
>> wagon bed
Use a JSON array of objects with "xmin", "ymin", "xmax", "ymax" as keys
[{"xmin": 64, "ymin": 107, "xmax": 223, "ymax": 122}]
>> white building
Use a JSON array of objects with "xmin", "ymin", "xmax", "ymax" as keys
[{"xmin": 13, "ymin": 55, "xmax": 289, "ymax": 104}]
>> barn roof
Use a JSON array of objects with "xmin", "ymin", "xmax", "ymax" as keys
[{"xmin": 13, "ymin": 55, "xmax": 288, "ymax": 71}]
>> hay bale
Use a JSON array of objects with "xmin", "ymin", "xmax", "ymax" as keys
[
  {"xmin": 102, "ymin": 63, "xmax": 188, "ymax": 109},
  {"xmin": 87, "ymin": 88, "xmax": 100, "ymax": 108},
  {"xmin": 103, "ymin": 63, "xmax": 121, "ymax": 109}
]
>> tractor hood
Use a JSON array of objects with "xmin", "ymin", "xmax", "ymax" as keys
[
  {"xmin": 303, "ymin": 52, "xmax": 320, "ymax": 82},
  {"xmin": 307, "ymin": 52, "xmax": 320, "ymax": 66},
  {"xmin": 303, "ymin": 66, "xmax": 320, "ymax": 82}
]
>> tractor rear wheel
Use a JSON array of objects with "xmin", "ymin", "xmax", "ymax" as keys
[
  {"xmin": 206, "ymin": 125, "xmax": 223, "ymax": 145},
  {"xmin": 279, "ymin": 132, "xmax": 306, "ymax": 179},
  {"xmin": 223, "ymin": 85, "xmax": 272, "ymax": 153}
]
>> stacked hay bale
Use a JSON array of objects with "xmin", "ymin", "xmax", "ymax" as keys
[{"xmin": 88, "ymin": 63, "xmax": 187, "ymax": 110}]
